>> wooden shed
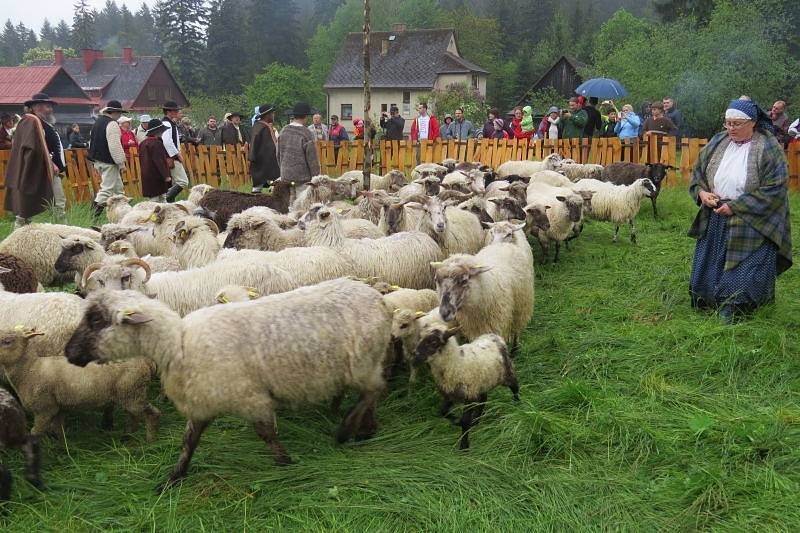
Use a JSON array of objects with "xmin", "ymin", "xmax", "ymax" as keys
[{"xmin": 516, "ymin": 56, "xmax": 587, "ymax": 106}]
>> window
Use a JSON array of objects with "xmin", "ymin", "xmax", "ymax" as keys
[
  {"xmin": 402, "ymin": 91, "xmax": 411, "ymax": 115},
  {"xmin": 341, "ymin": 104, "xmax": 352, "ymax": 120},
  {"xmin": 147, "ymin": 87, "xmax": 157, "ymax": 100},
  {"xmin": 472, "ymin": 74, "xmax": 479, "ymax": 89},
  {"xmin": 163, "ymin": 88, "xmax": 172, "ymax": 100},
  {"xmin": 381, "ymin": 104, "xmax": 387, "ymax": 113}
]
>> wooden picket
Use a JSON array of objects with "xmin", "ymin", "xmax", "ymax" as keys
[{"xmin": 1, "ymin": 138, "xmax": 799, "ymax": 215}]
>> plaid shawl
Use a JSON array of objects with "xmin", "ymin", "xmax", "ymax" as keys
[{"xmin": 688, "ymin": 130, "xmax": 792, "ymax": 274}]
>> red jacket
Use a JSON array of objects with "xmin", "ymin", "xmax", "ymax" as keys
[
  {"xmin": 511, "ymin": 118, "xmax": 533, "ymax": 140},
  {"xmin": 410, "ymin": 115, "xmax": 440, "ymax": 141},
  {"xmin": 120, "ymin": 129, "xmax": 139, "ymax": 158}
]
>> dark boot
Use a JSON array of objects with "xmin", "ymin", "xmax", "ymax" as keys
[
  {"xmin": 165, "ymin": 185, "xmax": 184, "ymax": 203},
  {"xmin": 91, "ymin": 201, "xmax": 104, "ymax": 219}
]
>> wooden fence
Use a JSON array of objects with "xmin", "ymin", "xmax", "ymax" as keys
[{"xmin": 0, "ymin": 138, "xmax": 799, "ymax": 215}]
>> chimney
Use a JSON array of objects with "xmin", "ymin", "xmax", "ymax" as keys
[
  {"xmin": 380, "ymin": 39, "xmax": 389, "ymax": 56},
  {"xmin": 122, "ymin": 47, "xmax": 133, "ymax": 64},
  {"xmin": 54, "ymin": 49, "xmax": 64, "ymax": 66},
  {"xmin": 81, "ymin": 48, "xmax": 103, "ymax": 71},
  {"xmin": 391, "ymin": 23, "xmax": 406, "ymax": 33}
]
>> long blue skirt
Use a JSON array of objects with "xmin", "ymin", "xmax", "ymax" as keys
[{"xmin": 689, "ymin": 212, "xmax": 777, "ymax": 310}]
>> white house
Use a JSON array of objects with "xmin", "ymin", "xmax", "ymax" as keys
[{"xmin": 324, "ymin": 24, "xmax": 489, "ymax": 134}]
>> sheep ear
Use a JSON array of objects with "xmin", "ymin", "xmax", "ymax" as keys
[
  {"xmin": 430, "ymin": 261, "xmax": 443, "ymax": 269},
  {"xmin": 0, "ymin": 266, "xmax": 11, "ymax": 274},
  {"xmin": 405, "ymin": 202, "xmax": 424, "ymax": 210},
  {"xmin": 90, "ymin": 226, "xmax": 102, "ymax": 232},
  {"xmin": 555, "ymin": 195, "xmax": 567, "ymax": 202},
  {"xmin": 414, "ymin": 311, "xmax": 426, "ymax": 318},
  {"xmin": 443, "ymin": 325, "xmax": 462, "ymax": 340},
  {"xmin": 481, "ymin": 221, "xmax": 494, "ymax": 229},
  {"xmin": 469, "ymin": 265, "xmax": 491, "ymax": 277},
  {"xmin": 121, "ymin": 310, "xmax": 152, "ymax": 325},
  {"xmin": 512, "ymin": 221, "xmax": 526, "ymax": 231}
]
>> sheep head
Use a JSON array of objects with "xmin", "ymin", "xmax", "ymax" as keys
[
  {"xmin": 489, "ymin": 197, "xmax": 527, "ymax": 222},
  {"xmin": 80, "ymin": 259, "xmax": 151, "ymax": 294},
  {"xmin": 638, "ymin": 178, "xmax": 658, "ymax": 198},
  {"xmin": 414, "ymin": 324, "xmax": 462, "ymax": 365},
  {"xmin": 0, "ymin": 326, "xmax": 44, "ymax": 364},
  {"xmin": 55, "ymin": 235, "xmax": 101, "ymax": 273},
  {"xmin": 297, "ymin": 203, "xmax": 335, "ymax": 231},
  {"xmin": 485, "ymin": 220, "xmax": 527, "ymax": 245},
  {"xmin": 172, "ymin": 217, "xmax": 219, "ymax": 245},
  {"xmin": 432, "ymin": 259, "xmax": 492, "ymax": 323},
  {"xmin": 407, "ymin": 196, "xmax": 447, "ymax": 235}
]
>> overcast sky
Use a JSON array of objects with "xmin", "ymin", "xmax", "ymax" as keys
[{"xmin": 6, "ymin": 0, "xmax": 152, "ymax": 31}]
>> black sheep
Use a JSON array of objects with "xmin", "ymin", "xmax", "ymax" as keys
[
  {"xmin": 599, "ymin": 162, "xmax": 674, "ymax": 218},
  {"xmin": 0, "ymin": 254, "xmax": 39, "ymax": 293},
  {"xmin": 0, "ymin": 387, "xmax": 43, "ymax": 503},
  {"xmin": 197, "ymin": 179, "xmax": 293, "ymax": 230}
]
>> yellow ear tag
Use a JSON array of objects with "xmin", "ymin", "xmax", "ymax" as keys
[
  {"xmin": 13, "ymin": 324, "xmax": 25, "ymax": 331},
  {"xmin": 149, "ymin": 214, "xmax": 158, "ymax": 222},
  {"xmin": 414, "ymin": 311, "xmax": 426, "ymax": 318}
]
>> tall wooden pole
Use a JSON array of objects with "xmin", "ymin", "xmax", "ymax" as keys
[{"xmin": 362, "ymin": 0, "xmax": 372, "ymax": 189}]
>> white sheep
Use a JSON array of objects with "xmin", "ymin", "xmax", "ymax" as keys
[
  {"xmin": 0, "ymin": 225, "xmax": 101, "ymax": 285},
  {"xmin": 431, "ymin": 240, "xmax": 534, "ymax": 352},
  {"xmin": 80, "ymin": 257, "xmax": 297, "ymax": 317},
  {"xmin": 339, "ymin": 169, "xmax": 406, "ymax": 192},
  {"xmin": 291, "ymin": 175, "xmax": 333, "ymax": 211},
  {"xmin": 187, "ymin": 184, "xmax": 215, "ymax": 206},
  {"xmin": 0, "ymin": 326, "xmax": 159, "ymax": 441},
  {"xmin": 525, "ymin": 182, "xmax": 585, "ymax": 262},
  {"xmin": 484, "ymin": 221, "xmax": 532, "ymax": 263},
  {"xmin": 301, "ymin": 204, "xmax": 443, "ymax": 289},
  {"xmin": 105, "ymin": 240, "xmax": 181, "ymax": 273},
  {"xmin": 65, "ymin": 279, "xmax": 392, "ymax": 489},
  {"xmin": 215, "ymin": 285, "xmax": 260, "ymax": 304},
  {"xmin": 104, "ymin": 195, "xmax": 133, "ymax": 223},
  {"xmin": 344, "ymin": 190, "xmax": 393, "ymax": 225},
  {"xmin": 441, "ymin": 170, "xmax": 486, "ymax": 195},
  {"xmin": 413, "ymin": 321, "xmax": 519, "ymax": 449},
  {"xmin": 97, "ymin": 223, "xmax": 160, "ymax": 257},
  {"xmin": 572, "ymin": 178, "xmax": 657, "ymax": 243},
  {"xmin": 398, "ymin": 175, "xmax": 441, "ymax": 201},
  {"xmin": 171, "ymin": 217, "xmax": 222, "ymax": 269},
  {"xmin": 217, "ymin": 247, "xmax": 358, "ymax": 288},
  {"xmin": 410, "ymin": 163, "xmax": 448, "ymax": 181},
  {"xmin": 558, "ymin": 162, "xmax": 604, "ymax": 181},
  {"xmin": 404, "ymin": 195, "xmax": 486, "ymax": 255},
  {"xmin": 496, "ymin": 153, "xmax": 563, "ymax": 178},
  {"xmin": 146, "ymin": 203, "xmax": 192, "ymax": 256},
  {"xmin": 528, "ymin": 170, "xmax": 573, "ymax": 188},
  {"xmin": 118, "ymin": 201, "xmax": 160, "ymax": 225}
]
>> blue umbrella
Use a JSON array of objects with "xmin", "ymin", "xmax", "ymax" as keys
[{"xmin": 575, "ymin": 78, "xmax": 629, "ymax": 98}]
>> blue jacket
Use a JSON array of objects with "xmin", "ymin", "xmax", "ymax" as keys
[{"xmin": 614, "ymin": 112, "xmax": 641, "ymax": 139}]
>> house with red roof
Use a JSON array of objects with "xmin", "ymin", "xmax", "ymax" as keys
[{"xmin": 0, "ymin": 65, "xmax": 95, "ymax": 137}]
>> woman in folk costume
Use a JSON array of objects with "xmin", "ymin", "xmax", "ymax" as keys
[
  {"xmin": 248, "ymin": 104, "xmax": 280, "ymax": 192},
  {"xmin": 688, "ymin": 99, "xmax": 792, "ymax": 323}
]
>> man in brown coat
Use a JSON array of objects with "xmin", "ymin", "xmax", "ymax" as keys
[
  {"xmin": 4, "ymin": 94, "xmax": 63, "ymax": 228},
  {"xmin": 249, "ymin": 103, "xmax": 280, "ymax": 192},
  {"xmin": 278, "ymin": 102, "xmax": 321, "ymax": 197},
  {"xmin": 137, "ymin": 118, "xmax": 172, "ymax": 202}
]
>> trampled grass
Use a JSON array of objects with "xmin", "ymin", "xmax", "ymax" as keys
[{"xmin": 1, "ymin": 188, "xmax": 799, "ymax": 531}]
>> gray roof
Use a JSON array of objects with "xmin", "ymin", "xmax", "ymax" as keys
[
  {"xmin": 32, "ymin": 56, "xmax": 182, "ymax": 108},
  {"xmin": 324, "ymin": 29, "xmax": 489, "ymax": 89}
]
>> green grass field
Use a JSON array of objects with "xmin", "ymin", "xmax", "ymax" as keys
[{"xmin": 1, "ymin": 188, "xmax": 799, "ymax": 531}]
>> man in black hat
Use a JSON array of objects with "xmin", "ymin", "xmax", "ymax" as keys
[
  {"xmin": 248, "ymin": 104, "xmax": 280, "ymax": 193},
  {"xmin": 278, "ymin": 102, "xmax": 321, "ymax": 195},
  {"xmin": 88, "ymin": 99, "xmax": 128, "ymax": 218},
  {"xmin": 221, "ymin": 111, "xmax": 250, "ymax": 146},
  {"xmin": 5, "ymin": 93, "xmax": 67, "ymax": 226},
  {"xmin": 138, "ymin": 118, "xmax": 172, "ymax": 202},
  {"xmin": 161, "ymin": 101, "xmax": 189, "ymax": 202}
]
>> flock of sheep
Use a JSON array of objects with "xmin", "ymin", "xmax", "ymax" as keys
[{"xmin": 0, "ymin": 152, "xmax": 670, "ymax": 500}]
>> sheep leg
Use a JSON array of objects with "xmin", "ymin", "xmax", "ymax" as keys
[
  {"xmin": 438, "ymin": 397, "xmax": 456, "ymax": 420},
  {"xmin": 330, "ymin": 393, "xmax": 345, "ymax": 416},
  {"xmin": 613, "ymin": 226, "xmax": 620, "ymax": 243},
  {"xmin": 0, "ymin": 463, "xmax": 10, "ymax": 502},
  {"xmin": 158, "ymin": 419, "xmax": 211, "ymax": 492},
  {"xmin": 253, "ymin": 419, "xmax": 293, "ymax": 466},
  {"xmin": 502, "ymin": 353, "xmax": 521, "ymax": 402},
  {"xmin": 22, "ymin": 436, "xmax": 44, "ymax": 490},
  {"xmin": 100, "ymin": 405, "xmax": 115, "ymax": 430},
  {"xmin": 630, "ymin": 220, "xmax": 637, "ymax": 244},
  {"xmin": 458, "ymin": 404, "xmax": 477, "ymax": 450},
  {"xmin": 336, "ymin": 389, "xmax": 380, "ymax": 443},
  {"xmin": 510, "ymin": 335, "xmax": 520, "ymax": 358},
  {"xmin": 143, "ymin": 404, "xmax": 161, "ymax": 443},
  {"xmin": 554, "ymin": 241, "xmax": 561, "ymax": 263},
  {"xmin": 31, "ymin": 409, "xmax": 59, "ymax": 439},
  {"xmin": 651, "ymin": 197, "xmax": 658, "ymax": 218}
]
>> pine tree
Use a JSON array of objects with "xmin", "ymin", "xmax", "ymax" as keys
[
  {"xmin": 119, "ymin": 5, "xmax": 136, "ymax": 48},
  {"xmin": 54, "ymin": 20, "xmax": 72, "ymax": 49},
  {"xmin": 205, "ymin": 0, "xmax": 251, "ymax": 94},
  {"xmin": 96, "ymin": 0, "xmax": 122, "ymax": 45},
  {"xmin": 248, "ymin": 0, "xmax": 302, "ymax": 68},
  {"xmin": 1, "ymin": 20, "xmax": 25, "ymax": 66},
  {"xmin": 134, "ymin": 4, "xmax": 160, "ymax": 54},
  {"xmin": 653, "ymin": 0, "xmax": 714, "ymax": 24},
  {"xmin": 40, "ymin": 19, "xmax": 56, "ymax": 48},
  {"xmin": 72, "ymin": 0, "xmax": 96, "ymax": 49},
  {"xmin": 154, "ymin": 0, "xmax": 208, "ymax": 91}
]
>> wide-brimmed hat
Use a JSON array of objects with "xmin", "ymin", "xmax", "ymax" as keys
[
  {"xmin": 163, "ymin": 100, "xmax": 182, "ymax": 111},
  {"xmin": 139, "ymin": 114, "xmax": 152, "ymax": 123},
  {"xmin": 25, "ymin": 93, "xmax": 58, "ymax": 107},
  {"xmin": 444, "ymin": 113, "xmax": 453, "ymax": 122},
  {"xmin": 547, "ymin": 106, "xmax": 560, "ymax": 114},
  {"xmin": 144, "ymin": 118, "xmax": 167, "ymax": 134},
  {"xmin": 226, "ymin": 111, "xmax": 243, "ymax": 119},
  {"xmin": 290, "ymin": 102, "xmax": 312, "ymax": 117},
  {"xmin": 101, "ymin": 100, "xmax": 127, "ymax": 113},
  {"xmin": 255, "ymin": 103, "xmax": 276, "ymax": 119},
  {"xmin": 117, "ymin": 115, "xmax": 133, "ymax": 124}
]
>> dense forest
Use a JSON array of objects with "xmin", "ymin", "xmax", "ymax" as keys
[{"xmin": 0, "ymin": 0, "xmax": 798, "ymax": 136}]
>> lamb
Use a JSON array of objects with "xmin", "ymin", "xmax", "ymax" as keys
[
  {"xmin": 339, "ymin": 169, "xmax": 406, "ymax": 192},
  {"xmin": 459, "ymin": 196, "xmax": 526, "ymax": 224},
  {"xmin": 404, "ymin": 195, "xmax": 486, "ymax": 255},
  {"xmin": 572, "ymin": 178, "xmax": 657, "ymax": 243},
  {"xmin": 187, "ymin": 183, "xmax": 215, "ymax": 206},
  {"xmin": 215, "ymin": 285, "xmax": 260, "ymax": 304},
  {"xmin": 0, "ymin": 254, "xmax": 38, "ymax": 293},
  {"xmin": 398, "ymin": 175, "xmax": 441, "ymax": 200},
  {"xmin": 410, "ymin": 163, "xmax": 448, "ymax": 181},
  {"xmin": 171, "ymin": 217, "xmax": 222, "ymax": 269},
  {"xmin": 372, "ymin": 282, "xmax": 438, "ymax": 314},
  {"xmin": 431, "ymin": 240, "xmax": 534, "ymax": 351},
  {"xmin": 80, "ymin": 257, "xmax": 297, "ymax": 317},
  {"xmin": 97, "ymin": 223, "xmax": 159, "ymax": 257},
  {"xmin": 495, "ymin": 153, "xmax": 563, "ymax": 178},
  {"xmin": 440, "ymin": 158, "xmax": 459, "ymax": 172},
  {"xmin": 441, "ymin": 169, "xmax": 486, "ymax": 195},
  {"xmin": 558, "ymin": 162, "xmax": 604, "ymax": 181},
  {"xmin": 118, "ymin": 201, "xmax": 160, "ymax": 225},
  {"xmin": 0, "ymin": 325, "xmax": 159, "ymax": 441},
  {"xmin": 0, "ymin": 384, "xmax": 44, "ymax": 502},
  {"xmin": 65, "ymin": 279, "xmax": 392, "ymax": 489},
  {"xmin": 104, "ymin": 195, "xmax": 134, "ymax": 223},
  {"xmin": 344, "ymin": 190, "xmax": 393, "ymax": 225},
  {"xmin": 300, "ymin": 204, "xmax": 443, "ymax": 289},
  {"xmin": 528, "ymin": 170, "xmax": 573, "ymax": 188},
  {"xmin": 414, "ymin": 322, "xmax": 519, "ymax": 449},
  {"xmin": 197, "ymin": 179, "xmax": 293, "ymax": 230},
  {"xmin": 0, "ymin": 224, "xmax": 101, "ymax": 285},
  {"xmin": 291, "ymin": 175, "xmax": 334, "ymax": 211},
  {"xmin": 599, "ymin": 162, "xmax": 672, "ymax": 217},
  {"xmin": 0, "ymin": 292, "xmax": 88, "ymax": 359},
  {"xmin": 525, "ymin": 182, "xmax": 585, "ymax": 262}
]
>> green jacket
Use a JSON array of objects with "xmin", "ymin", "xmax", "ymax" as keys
[{"xmin": 562, "ymin": 110, "xmax": 587, "ymax": 139}]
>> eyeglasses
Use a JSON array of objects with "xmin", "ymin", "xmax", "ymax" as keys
[{"xmin": 723, "ymin": 121, "xmax": 751, "ymax": 129}]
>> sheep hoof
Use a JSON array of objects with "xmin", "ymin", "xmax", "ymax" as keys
[
  {"xmin": 26, "ymin": 478, "xmax": 45, "ymax": 491},
  {"xmin": 155, "ymin": 476, "xmax": 183, "ymax": 493},
  {"xmin": 274, "ymin": 455, "xmax": 293, "ymax": 467},
  {"xmin": 630, "ymin": 235, "xmax": 637, "ymax": 244}
]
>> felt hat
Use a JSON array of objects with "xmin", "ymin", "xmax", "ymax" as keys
[
  {"xmin": 163, "ymin": 100, "xmax": 182, "ymax": 111},
  {"xmin": 144, "ymin": 118, "xmax": 167, "ymax": 134},
  {"xmin": 255, "ymin": 104, "xmax": 275, "ymax": 119},
  {"xmin": 24, "ymin": 92, "xmax": 58, "ymax": 107},
  {"xmin": 138, "ymin": 114, "xmax": 152, "ymax": 123},
  {"xmin": 117, "ymin": 116, "xmax": 133, "ymax": 124},
  {"xmin": 547, "ymin": 106, "xmax": 560, "ymax": 114},
  {"xmin": 290, "ymin": 102, "xmax": 312, "ymax": 117},
  {"xmin": 100, "ymin": 100, "xmax": 127, "ymax": 113},
  {"xmin": 227, "ymin": 111, "xmax": 243, "ymax": 119}
]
